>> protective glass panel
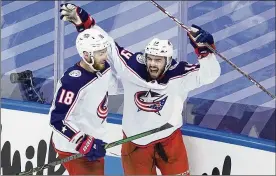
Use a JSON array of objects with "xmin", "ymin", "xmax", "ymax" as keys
[
  {"xmin": 185, "ymin": 1, "xmax": 275, "ymax": 141},
  {"xmin": 1, "ymin": 1, "xmax": 55, "ymax": 104}
]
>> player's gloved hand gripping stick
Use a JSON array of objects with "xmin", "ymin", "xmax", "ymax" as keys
[
  {"xmin": 75, "ymin": 135, "xmax": 107, "ymax": 161},
  {"xmin": 16, "ymin": 123, "xmax": 173, "ymax": 175},
  {"xmin": 150, "ymin": 0, "xmax": 275, "ymax": 100}
]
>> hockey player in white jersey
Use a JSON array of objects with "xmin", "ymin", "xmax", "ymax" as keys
[
  {"xmin": 60, "ymin": 3, "xmax": 221, "ymax": 175},
  {"xmin": 49, "ymin": 27, "xmax": 119, "ymax": 175}
]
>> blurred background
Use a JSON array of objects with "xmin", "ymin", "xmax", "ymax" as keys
[{"xmin": 1, "ymin": 1, "xmax": 275, "ymax": 141}]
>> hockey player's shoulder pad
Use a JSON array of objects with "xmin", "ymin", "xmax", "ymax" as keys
[
  {"xmin": 160, "ymin": 60, "xmax": 200, "ymax": 84},
  {"xmin": 124, "ymin": 51, "xmax": 148, "ymax": 80},
  {"xmin": 60, "ymin": 64, "xmax": 98, "ymax": 91},
  {"xmin": 114, "ymin": 42, "xmax": 145, "ymax": 65},
  {"xmin": 169, "ymin": 60, "xmax": 200, "ymax": 76},
  {"xmin": 114, "ymin": 42, "xmax": 148, "ymax": 79}
]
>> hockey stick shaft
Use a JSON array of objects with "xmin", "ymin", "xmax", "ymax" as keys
[
  {"xmin": 150, "ymin": 0, "xmax": 275, "ymax": 99},
  {"xmin": 17, "ymin": 123, "xmax": 173, "ymax": 175}
]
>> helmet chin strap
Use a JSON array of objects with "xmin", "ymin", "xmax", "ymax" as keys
[
  {"xmin": 82, "ymin": 55, "xmax": 99, "ymax": 72},
  {"xmin": 162, "ymin": 57, "xmax": 172, "ymax": 75}
]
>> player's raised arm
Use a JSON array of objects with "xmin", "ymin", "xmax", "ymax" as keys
[
  {"xmin": 108, "ymin": 71, "xmax": 123, "ymax": 95},
  {"xmin": 60, "ymin": 3, "xmax": 140, "ymax": 78},
  {"xmin": 181, "ymin": 24, "xmax": 221, "ymax": 92}
]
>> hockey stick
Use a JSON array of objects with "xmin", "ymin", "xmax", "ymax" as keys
[
  {"xmin": 150, "ymin": 0, "xmax": 275, "ymax": 99},
  {"xmin": 17, "ymin": 123, "xmax": 173, "ymax": 175}
]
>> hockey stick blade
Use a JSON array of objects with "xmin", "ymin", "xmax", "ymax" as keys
[
  {"xmin": 17, "ymin": 123, "xmax": 173, "ymax": 175},
  {"xmin": 150, "ymin": 0, "xmax": 275, "ymax": 99}
]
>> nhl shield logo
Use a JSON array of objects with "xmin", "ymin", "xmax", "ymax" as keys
[{"xmin": 69, "ymin": 70, "xmax": 82, "ymax": 77}]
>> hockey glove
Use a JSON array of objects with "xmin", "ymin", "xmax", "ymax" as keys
[
  {"xmin": 60, "ymin": 3, "xmax": 95, "ymax": 32},
  {"xmin": 188, "ymin": 24, "xmax": 216, "ymax": 58},
  {"xmin": 76, "ymin": 135, "xmax": 107, "ymax": 161}
]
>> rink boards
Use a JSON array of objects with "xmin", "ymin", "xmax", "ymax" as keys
[{"xmin": 1, "ymin": 100, "xmax": 275, "ymax": 175}]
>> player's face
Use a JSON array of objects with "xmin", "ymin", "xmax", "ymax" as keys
[
  {"xmin": 146, "ymin": 54, "xmax": 166, "ymax": 80},
  {"xmin": 93, "ymin": 48, "xmax": 108, "ymax": 70}
]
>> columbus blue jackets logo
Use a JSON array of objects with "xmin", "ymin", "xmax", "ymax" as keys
[
  {"xmin": 97, "ymin": 92, "xmax": 108, "ymax": 123},
  {"xmin": 134, "ymin": 90, "xmax": 168, "ymax": 115}
]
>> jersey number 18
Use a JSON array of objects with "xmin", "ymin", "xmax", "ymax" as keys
[{"xmin": 58, "ymin": 89, "xmax": 75, "ymax": 105}]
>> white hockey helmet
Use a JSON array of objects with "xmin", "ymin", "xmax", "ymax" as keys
[
  {"xmin": 76, "ymin": 28, "xmax": 110, "ymax": 71},
  {"xmin": 144, "ymin": 38, "xmax": 174, "ymax": 74}
]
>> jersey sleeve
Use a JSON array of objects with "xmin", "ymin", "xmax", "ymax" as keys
[
  {"xmin": 181, "ymin": 53, "xmax": 221, "ymax": 92},
  {"xmin": 49, "ymin": 78, "xmax": 84, "ymax": 143},
  {"xmin": 77, "ymin": 19, "xmax": 141, "ymax": 78},
  {"xmin": 108, "ymin": 70, "xmax": 124, "ymax": 95},
  {"xmin": 92, "ymin": 25, "xmax": 137, "ymax": 77},
  {"xmin": 91, "ymin": 25, "xmax": 148, "ymax": 83}
]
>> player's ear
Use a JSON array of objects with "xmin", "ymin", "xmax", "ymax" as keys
[{"xmin": 83, "ymin": 51, "xmax": 89, "ymax": 59}]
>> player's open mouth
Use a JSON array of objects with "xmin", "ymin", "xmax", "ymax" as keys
[
  {"xmin": 150, "ymin": 69, "xmax": 158, "ymax": 73},
  {"xmin": 149, "ymin": 67, "xmax": 158, "ymax": 73}
]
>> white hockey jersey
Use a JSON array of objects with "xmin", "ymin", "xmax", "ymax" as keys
[
  {"xmin": 49, "ymin": 62, "xmax": 118, "ymax": 153},
  {"xmin": 94, "ymin": 25, "xmax": 221, "ymax": 146}
]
